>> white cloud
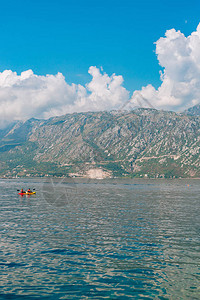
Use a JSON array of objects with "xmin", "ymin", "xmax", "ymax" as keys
[
  {"xmin": 1, "ymin": 23, "xmax": 200, "ymax": 128},
  {"xmin": 135, "ymin": 23, "xmax": 200, "ymax": 111},
  {"xmin": 0, "ymin": 66, "xmax": 129, "ymax": 128}
]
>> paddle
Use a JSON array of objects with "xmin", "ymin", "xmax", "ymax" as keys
[{"xmin": 17, "ymin": 189, "xmax": 36, "ymax": 191}]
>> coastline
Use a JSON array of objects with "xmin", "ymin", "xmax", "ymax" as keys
[{"xmin": 1, "ymin": 176, "xmax": 200, "ymax": 180}]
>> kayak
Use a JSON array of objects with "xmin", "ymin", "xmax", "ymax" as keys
[
  {"xmin": 18, "ymin": 192, "xmax": 36, "ymax": 195},
  {"xmin": 26, "ymin": 192, "xmax": 36, "ymax": 195}
]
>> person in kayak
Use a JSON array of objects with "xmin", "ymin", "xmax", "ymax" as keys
[
  {"xmin": 20, "ymin": 188, "xmax": 26, "ymax": 194},
  {"xmin": 27, "ymin": 188, "xmax": 32, "ymax": 193}
]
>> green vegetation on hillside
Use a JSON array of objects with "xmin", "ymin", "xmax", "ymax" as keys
[{"xmin": 0, "ymin": 109, "xmax": 199, "ymax": 178}]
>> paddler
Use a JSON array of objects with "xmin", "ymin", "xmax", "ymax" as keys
[
  {"xmin": 20, "ymin": 188, "xmax": 25, "ymax": 194},
  {"xmin": 27, "ymin": 188, "xmax": 32, "ymax": 193}
]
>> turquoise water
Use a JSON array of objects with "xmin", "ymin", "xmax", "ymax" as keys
[{"xmin": 0, "ymin": 178, "xmax": 199, "ymax": 299}]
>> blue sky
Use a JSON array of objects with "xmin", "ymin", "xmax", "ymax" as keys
[
  {"xmin": 0, "ymin": 0, "xmax": 200, "ymax": 127},
  {"xmin": 0, "ymin": 0, "xmax": 199, "ymax": 92}
]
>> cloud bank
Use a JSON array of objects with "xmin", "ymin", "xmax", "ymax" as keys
[
  {"xmin": 136, "ymin": 23, "xmax": 200, "ymax": 110},
  {"xmin": 0, "ymin": 23, "xmax": 200, "ymax": 127},
  {"xmin": 0, "ymin": 67, "xmax": 129, "ymax": 128}
]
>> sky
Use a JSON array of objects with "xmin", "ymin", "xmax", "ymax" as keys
[{"xmin": 0, "ymin": 0, "xmax": 200, "ymax": 127}]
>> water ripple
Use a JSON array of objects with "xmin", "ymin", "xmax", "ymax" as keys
[{"xmin": 0, "ymin": 178, "xmax": 199, "ymax": 299}]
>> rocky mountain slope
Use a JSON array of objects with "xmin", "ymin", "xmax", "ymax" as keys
[
  {"xmin": 184, "ymin": 103, "xmax": 200, "ymax": 116},
  {"xmin": 0, "ymin": 108, "xmax": 199, "ymax": 178}
]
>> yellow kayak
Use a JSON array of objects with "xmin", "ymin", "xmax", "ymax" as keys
[{"xmin": 26, "ymin": 192, "xmax": 36, "ymax": 195}]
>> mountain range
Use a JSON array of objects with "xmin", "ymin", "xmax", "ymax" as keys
[{"xmin": 0, "ymin": 104, "xmax": 200, "ymax": 178}]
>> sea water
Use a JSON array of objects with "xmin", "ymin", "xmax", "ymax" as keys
[{"xmin": 0, "ymin": 178, "xmax": 199, "ymax": 299}]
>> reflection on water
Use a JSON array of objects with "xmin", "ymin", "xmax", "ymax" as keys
[{"xmin": 0, "ymin": 178, "xmax": 199, "ymax": 299}]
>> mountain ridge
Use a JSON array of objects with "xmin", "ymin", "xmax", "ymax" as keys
[
  {"xmin": 0, "ymin": 108, "xmax": 199, "ymax": 178},
  {"xmin": 184, "ymin": 103, "xmax": 200, "ymax": 116}
]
